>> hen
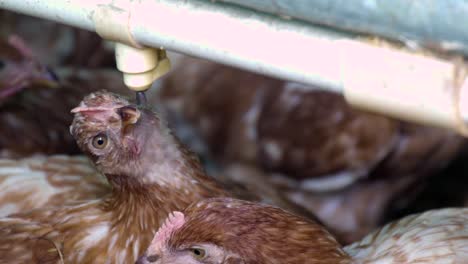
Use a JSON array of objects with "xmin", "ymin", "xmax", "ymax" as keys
[
  {"xmin": 0, "ymin": 62, "xmax": 132, "ymax": 158},
  {"xmin": 0, "ymin": 91, "xmax": 228, "ymax": 263},
  {"xmin": 158, "ymin": 56, "xmax": 465, "ymax": 242},
  {"xmin": 0, "ymin": 34, "xmax": 57, "ymax": 105},
  {"xmin": 137, "ymin": 197, "xmax": 350, "ymax": 264},
  {"xmin": 0, "ymin": 59, "xmax": 312, "ymax": 221},
  {"xmin": 139, "ymin": 198, "xmax": 468, "ymax": 264}
]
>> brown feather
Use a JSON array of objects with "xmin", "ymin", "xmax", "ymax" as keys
[{"xmin": 141, "ymin": 198, "xmax": 351, "ymax": 264}]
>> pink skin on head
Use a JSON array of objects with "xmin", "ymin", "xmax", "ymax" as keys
[
  {"xmin": 71, "ymin": 106, "xmax": 119, "ymax": 123},
  {"xmin": 149, "ymin": 211, "xmax": 186, "ymax": 253},
  {"xmin": 71, "ymin": 106, "xmax": 116, "ymax": 113},
  {"xmin": 71, "ymin": 102, "xmax": 125, "ymax": 122}
]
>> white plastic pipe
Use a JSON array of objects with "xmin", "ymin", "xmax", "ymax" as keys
[{"xmin": 1, "ymin": 0, "xmax": 468, "ymax": 135}]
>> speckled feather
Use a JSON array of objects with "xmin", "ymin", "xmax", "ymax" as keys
[
  {"xmin": 0, "ymin": 155, "xmax": 109, "ymax": 217},
  {"xmin": 344, "ymin": 208, "xmax": 468, "ymax": 263}
]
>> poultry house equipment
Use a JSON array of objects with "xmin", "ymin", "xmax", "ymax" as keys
[{"xmin": 0, "ymin": 0, "xmax": 468, "ymax": 132}]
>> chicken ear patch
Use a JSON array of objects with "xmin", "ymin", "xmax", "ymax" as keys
[
  {"xmin": 118, "ymin": 105, "xmax": 141, "ymax": 126},
  {"xmin": 150, "ymin": 211, "xmax": 185, "ymax": 252}
]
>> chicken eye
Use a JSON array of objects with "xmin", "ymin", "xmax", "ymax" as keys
[
  {"xmin": 46, "ymin": 66, "xmax": 59, "ymax": 81},
  {"xmin": 189, "ymin": 248, "xmax": 206, "ymax": 259},
  {"xmin": 92, "ymin": 134, "xmax": 108, "ymax": 149},
  {"xmin": 146, "ymin": 254, "xmax": 159, "ymax": 262}
]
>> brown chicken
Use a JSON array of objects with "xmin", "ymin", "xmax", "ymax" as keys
[
  {"xmin": 0, "ymin": 56, "xmax": 313, "ymax": 221},
  {"xmin": 158, "ymin": 56, "xmax": 465, "ymax": 242},
  {"xmin": 0, "ymin": 56, "xmax": 135, "ymax": 158},
  {"xmin": 0, "ymin": 34, "xmax": 57, "ymax": 105},
  {"xmin": 0, "ymin": 91, "xmax": 229, "ymax": 263},
  {"xmin": 139, "ymin": 199, "xmax": 468, "ymax": 264},
  {"xmin": 0, "ymin": 33, "xmax": 114, "ymax": 157},
  {"xmin": 137, "ymin": 197, "xmax": 350, "ymax": 264}
]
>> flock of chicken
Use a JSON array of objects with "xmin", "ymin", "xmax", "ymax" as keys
[{"xmin": 1, "ymin": 11, "xmax": 468, "ymax": 264}]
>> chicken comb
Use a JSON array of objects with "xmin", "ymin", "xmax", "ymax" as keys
[
  {"xmin": 70, "ymin": 106, "xmax": 114, "ymax": 113},
  {"xmin": 8, "ymin": 35, "xmax": 34, "ymax": 59},
  {"xmin": 149, "ymin": 211, "xmax": 185, "ymax": 252},
  {"xmin": 118, "ymin": 106, "xmax": 141, "ymax": 125}
]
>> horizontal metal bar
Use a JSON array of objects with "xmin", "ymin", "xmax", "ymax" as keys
[
  {"xmin": 220, "ymin": 0, "xmax": 468, "ymax": 56},
  {"xmin": 0, "ymin": 0, "xmax": 353, "ymax": 93},
  {"xmin": 1, "ymin": 0, "xmax": 467, "ymax": 135}
]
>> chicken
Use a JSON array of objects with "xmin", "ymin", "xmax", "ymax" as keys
[
  {"xmin": 0, "ymin": 57, "xmax": 314, "ymax": 222},
  {"xmin": 0, "ymin": 155, "xmax": 109, "ymax": 217},
  {"xmin": 344, "ymin": 208, "xmax": 468, "ymax": 263},
  {"xmin": 158, "ymin": 56, "xmax": 466, "ymax": 242},
  {"xmin": 0, "ymin": 64, "xmax": 134, "ymax": 158},
  {"xmin": 0, "ymin": 91, "xmax": 229, "ymax": 263},
  {"xmin": 137, "ymin": 197, "xmax": 350, "ymax": 264},
  {"xmin": 139, "ymin": 199, "xmax": 468, "ymax": 264},
  {"xmin": 0, "ymin": 34, "xmax": 57, "ymax": 105}
]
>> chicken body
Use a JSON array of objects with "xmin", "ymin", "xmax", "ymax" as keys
[
  {"xmin": 0, "ymin": 35, "xmax": 57, "ymax": 105},
  {"xmin": 0, "ymin": 68, "xmax": 134, "ymax": 158},
  {"xmin": 139, "ymin": 199, "xmax": 468, "ymax": 264},
  {"xmin": 345, "ymin": 208, "xmax": 468, "ymax": 263},
  {"xmin": 0, "ymin": 91, "xmax": 228, "ymax": 263},
  {"xmin": 138, "ymin": 197, "xmax": 351, "ymax": 264},
  {"xmin": 158, "ymin": 56, "xmax": 465, "ymax": 242}
]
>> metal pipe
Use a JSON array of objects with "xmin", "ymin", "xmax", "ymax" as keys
[
  {"xmin": 1, "ymin": 0, "xmax": 467, "ymax": 135},
  {"xmin": 0, "ymin": 0, "xmax": 348, "ymax": 93},
  {"xmin": 220, "ymin": 0, "xmax": 468, "ymax": 56}
]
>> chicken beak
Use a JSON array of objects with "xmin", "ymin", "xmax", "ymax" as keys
[
  {"xmin": 30, "ymin": 78, "xmax": 60, "ymax": 89},
  {"xmin": 136, "ymin": 91, "xmax": 147, "ymax": 106},
  {"xmin": 30, "ymin": 67, "xmax": 60, "ymax": 89}
]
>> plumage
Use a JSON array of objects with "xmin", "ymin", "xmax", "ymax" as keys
[
  {"xmin": 0, "ymin": 67, "xmax": 133, "ymax": 158},
  {"xmin": 138, "ymin": 197, "xmax": 350, "ymax": 264},
  {"xmin": 344, "ymin": 208, "xmax": 468, "ymax": 263},
  {"xmin": 0, "ymin": 35, "xmax": 57, "ymax": 105},
  {"xmin": 157, "ymin": 56, "xmax": 466, "ymax": 242},
  {"xmin": 139, "ymin": 200, "xmax": 468, "ymax": 264},
  {"xmin": 0, "ymin": 91, "xmax": 228, "ymax": 263},
  {"xmin": 0, "ymin": 155, "xmax": 109, "ymax": 217}
]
